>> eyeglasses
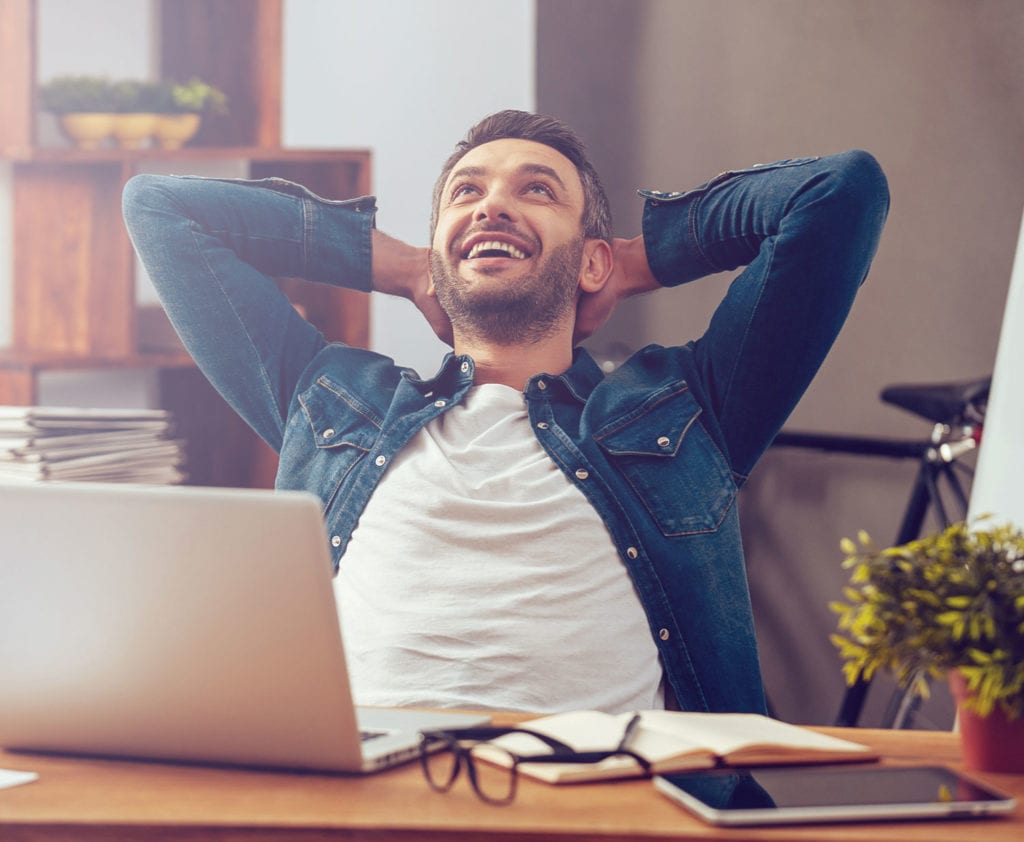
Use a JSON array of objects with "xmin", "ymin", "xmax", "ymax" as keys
[{"xmin": 418, "ymin": 713, "xmax": 650, "ymax": 806}]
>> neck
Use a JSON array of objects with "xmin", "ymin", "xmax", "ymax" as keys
[{"xmin": 453, "ymin": 325, "xmax": 575, "ymax": 389}]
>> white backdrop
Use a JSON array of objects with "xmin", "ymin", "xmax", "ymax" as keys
[{"xmin": 969, "ymin": 210, "xmax": 1024, "ymax": 527}]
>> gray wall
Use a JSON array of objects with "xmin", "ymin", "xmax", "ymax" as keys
[{"xmin": 538, "ymin": 0, "xmax": 1024, "ymax": 726}]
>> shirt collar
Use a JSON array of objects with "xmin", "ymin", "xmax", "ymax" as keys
[{"xmin": 412, "ymin": 348, "xmax": 604, "ymax": 404}]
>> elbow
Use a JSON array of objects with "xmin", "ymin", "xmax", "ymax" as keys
[
  {"xmin": 122, "ymin": 173, "xmax": 174, "ymax": 233},
  {"xmin": 819, "ymin": 151, "xmax": 891, "ymax": 286},
  {"xmin": 833, "ymin": 149, "xmax": 891, "ymax": 232}
]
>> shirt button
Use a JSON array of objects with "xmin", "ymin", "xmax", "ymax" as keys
[
  {"xmin": 374, "ymin": 455, "xmax": 387, "ymax": 467},
  {"xmin": 626, "ymin": 547, "xmax": 639, "ymax": 559},
  {"xmin": 460, "ymin": 361, "xmax": 470, "ymax": 373},
  {"xmin": 657, "ymin": 435, "xmax": 671, "ymax": 448},
  {"xmin": 536, "ymin": 422, "xmax": 549, "ymax": 430},
  {"xmin": 537, "ymin": 380, "xmax": 547, "ymax": 390},
  {"xmin": 575, "ymin": 468, "xmax": 589, "ymax": 480},
  {"xmin": 322, "ymin": 428, "xmax": 335, "ymax": 439},
  {"xmin": 659, "ymin": 628, "xmax": 671, "ymax": 641},
  {"xmin": 434, "ymin": 399, "xmax": 447, "ymax": 408},
  {"xmin": 331, "ymin": 535, "xmax": 342, "ymax": 548}
]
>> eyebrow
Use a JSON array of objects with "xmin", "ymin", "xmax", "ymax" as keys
[{"xmin": 447, "ymin": 162, "xmax": 568, "ymax": 191}]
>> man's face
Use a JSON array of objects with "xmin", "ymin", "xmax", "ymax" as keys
[{"xmin": 430, "ymin": 138, "xmax": 588, "ymax": 345}]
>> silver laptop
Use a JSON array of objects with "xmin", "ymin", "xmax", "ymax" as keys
[{"xmin": 0, "ymin": 481, "xmax": 488, "ymax": 772}]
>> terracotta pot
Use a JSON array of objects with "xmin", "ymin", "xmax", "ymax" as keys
[
  {"xmin": 111, "ymin": 112, "xmax": 158, "ymax": 150},
  {"xmin": 153, "ymin": 113, "xmax": 201, "ymax": 150},
  {"xmin": 58, "ymin": 113, "xmax": 115, "ymax": 150},
  {"xmin": 948, "ymin": 670, "xmax": 1024, "ymax": 773}
]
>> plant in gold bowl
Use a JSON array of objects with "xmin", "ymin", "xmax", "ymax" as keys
[
  {"xmin": 109, "ymin": 80, "xmax": 162, "ymax": 149},
  {"xmin": 151, "ymin": 78, "xmax": 229, "ymax": 150},
  {"xmin": 831, "ymin": 520, "xmax": 1024, "ymax": 772},
  {"xmin": 38, "ymin": 74, "xmax": 116, "ymax": 149}
]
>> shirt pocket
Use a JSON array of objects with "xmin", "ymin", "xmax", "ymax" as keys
[
  {"xmin": 594, "ymin": 384, "xmax": 736, "ymax": 537},
  {"xmin": 289, "ymin": 374, "xmax": 381, "ymax": 508}
]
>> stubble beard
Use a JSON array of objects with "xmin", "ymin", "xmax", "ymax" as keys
[{"xmin": 429, "ymin": 240, "xmax": 585, "ymax": 347}]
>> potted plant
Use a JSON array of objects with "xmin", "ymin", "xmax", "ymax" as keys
[
  {"xmin": 109, "ymin": 80, "xmax": 163, "ymax": 149},
  {"xmin": 831, "ymin": 520, "xmax": 1024, "ymax": 772},
  {"xmin": 151, "ymin": 78, "xmax": 228, "ymax": 150},
  {"xmin": 38, "ymin": 75, "xmax": 116, "ymax": 149}
]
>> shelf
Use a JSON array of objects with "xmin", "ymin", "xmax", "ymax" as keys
[
  {"xmin": 6, "ymin": 147, "xmax": 372, "ymax": 165},
  {"xmin": 0, "ymin": 349, "xmax": 197, "ymax": 373},
  {"xmin": 0, "ymin": 0, "xmax": 369, "ymax": 489}
]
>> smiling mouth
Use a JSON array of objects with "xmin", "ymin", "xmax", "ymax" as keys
[{"xmin": 462, "ymin": 240, "xmax": 531, "ymax": 260}]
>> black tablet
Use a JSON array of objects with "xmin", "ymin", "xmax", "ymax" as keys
[{"xmin": 654, "ymin": 764, "xmax": 1017, "ymax": 826}]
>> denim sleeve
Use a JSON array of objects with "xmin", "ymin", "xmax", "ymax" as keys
[
  {"xmin": 122, "ymin": 174, "xmax": 376, "ymax": 451},
  {"xmin": 640, "ymin": 151, "xmax": 890, "ymax": 478}
]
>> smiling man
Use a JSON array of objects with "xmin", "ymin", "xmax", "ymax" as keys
[
  {"xmin": 428, "ymin": 134, "xmax": 612, "ymax": 357},
  {"xmin": 123, "ymin": 110, "xmax": 889, "ymax": 715}
]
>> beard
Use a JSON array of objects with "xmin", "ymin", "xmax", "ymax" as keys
[{"xmin": 429, "ymin": 238, "xmax": 585, "ymax": 346}]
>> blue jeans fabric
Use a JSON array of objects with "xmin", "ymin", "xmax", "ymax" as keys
[{"xmin": 122, "ymin": 151, "xmax": 889, "ymax": 714}]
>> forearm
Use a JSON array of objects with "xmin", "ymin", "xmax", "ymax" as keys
[
  {"xmin": 123, "ymin": 175, "xmax": 376, "ymax": 291},
  {"xmin": 642, "ymin": 153, "xmax": 890, "ymax": 474},
  {"xmin": 122, "ymin": 174, "xmax": 377, "ymax": 448},
  {"xmin": 641, "ymin": 154, "xmax": 886, "ymax": 287}
]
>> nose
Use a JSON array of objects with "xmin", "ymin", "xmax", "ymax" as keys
[{"xmin": 473, "ymin": 186, "xmax": 516, "ymax": 223}]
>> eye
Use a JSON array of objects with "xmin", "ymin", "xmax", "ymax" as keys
[
  {"xmin": 451, "ymin": 182, "xmax": 480, "ymax": 201},
  {"xmin": 525, "ymin": 182, "xmax": 555, "ymax": 198}
]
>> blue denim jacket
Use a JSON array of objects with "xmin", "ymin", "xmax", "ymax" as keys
[{"xmin": 123, "ymin": 151, "xmax": 888, "ymax": 714}]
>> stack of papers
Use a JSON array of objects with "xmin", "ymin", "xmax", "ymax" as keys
[{"xmin": 0, "ymin": 406, "xmax": 187, "ymax": 485}]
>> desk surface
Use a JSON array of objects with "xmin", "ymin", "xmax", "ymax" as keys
[{"xmin": 0, "ymin": 723, "xmax": 1021, "ymax": 842}]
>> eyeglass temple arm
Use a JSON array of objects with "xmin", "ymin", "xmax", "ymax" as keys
[{"xmin": 422, "ymin": 726, "xmax": 577, "ymax": 754}]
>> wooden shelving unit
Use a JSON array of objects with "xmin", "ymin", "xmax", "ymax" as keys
[{"xmin": 0, "ymin": 0, "xmax": 372, "ymax": 488}]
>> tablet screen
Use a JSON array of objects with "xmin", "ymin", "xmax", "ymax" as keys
[{"xmin": 654, "ymin": 765, "xmax": 1017, "ymax": 825}]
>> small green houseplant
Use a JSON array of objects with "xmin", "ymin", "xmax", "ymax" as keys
[
  {"xmin": 151, "ymin": 79, "xmax": 228, "ymax": 149},
  {"xmin": 831, "ymin": 520, "xmax": 1024, "ymax": 771},
  {"xmin": 38, "ymin": 75, "xmax": 115, "ymax": 113},
  {"xmin": 108, "ymin": 80, "xmax": 165, "ymax": 149},
  {"xmin": 39, "ymin": 76, "xmax": 226, "ymax": 150},
  {"xmin": 168, "ymin": 78, "xmax": 228, "ymax": 115},
  {"xmin": 38, "ymin": 75, "xmax": 117, "ymax": 149}
]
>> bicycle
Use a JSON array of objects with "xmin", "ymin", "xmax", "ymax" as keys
[{"xmin": 771, "ymin": 376, "xmax": 990, "ymax": 729}]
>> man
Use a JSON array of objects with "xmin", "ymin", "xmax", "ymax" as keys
[{"xmin": 123, "ymin": 110, "xmax": 889, "ymax": 716}]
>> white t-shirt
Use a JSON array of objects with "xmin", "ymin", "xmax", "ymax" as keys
[{"xmin": 334, "ymin": 383, "xmax": 663, "ymax": 714}]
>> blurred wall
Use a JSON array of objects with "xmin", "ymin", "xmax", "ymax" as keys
[
  {"xmin": 538, "ymin": 0, "xmax": 1024, "ymax": 726},
  {"xmin": 285, "ymin": 0, "xmax": 536, "ymax": 374}
]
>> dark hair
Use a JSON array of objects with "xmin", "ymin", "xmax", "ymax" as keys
[{"xmin": 430, "ymin": 110, "xmax": 612, "ymax": 242}]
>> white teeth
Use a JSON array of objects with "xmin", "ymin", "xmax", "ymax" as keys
[{"xmin": 466, "ymin": 240, "xmax": 527, "ymax": 260}]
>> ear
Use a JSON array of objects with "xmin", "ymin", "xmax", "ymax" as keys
[{"xmin": 577, "ymin": 238, "xmax": 614, "ymax": 294}]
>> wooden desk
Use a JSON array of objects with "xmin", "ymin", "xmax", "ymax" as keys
[{"xmin": 0, "ymin": 725, "xmax": 1020, "ymax": 841}]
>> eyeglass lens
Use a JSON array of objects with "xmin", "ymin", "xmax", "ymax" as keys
[{"xmin": 420, "ymin": 734, "xmax": 519, "ymax": 805}]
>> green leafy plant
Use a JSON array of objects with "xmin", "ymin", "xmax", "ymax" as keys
[
  {"xmin": 38, "ymin": 75, "xmax": 115, "ymax": 113},
  {"xmin": 831, "ymin": 520, "xmax": 1024, "ymax": 720},
  {"xmin": 168, "ymin": 78, "xmax": 228, "ymax": 115},
  {"xmin": 109, "ymin": 80, "xmax": 166, "ymax": 113},
  {"xmin": 39, "ymin": 76, "xmax": 226, "ymax": 115}
]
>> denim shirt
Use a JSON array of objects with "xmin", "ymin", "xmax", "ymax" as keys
[{"xmin": 123, "ymin": 151, "xmax": 888, "ymax": 715}]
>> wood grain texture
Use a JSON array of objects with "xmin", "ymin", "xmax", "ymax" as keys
[
  {"xmin": 0, "ymin": 369, "xmax": 37, "ymax": 405},
  {"xmin": 12, "ymin": 162, "xmax": 134, "ymax": 356},
  {"xmin": 0, "ymin": 0, "xmax": 35, "ymax": 154},
  {"xmin": 0, "ymin": 727, "xmax": 1020, "ymax": 841}
]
